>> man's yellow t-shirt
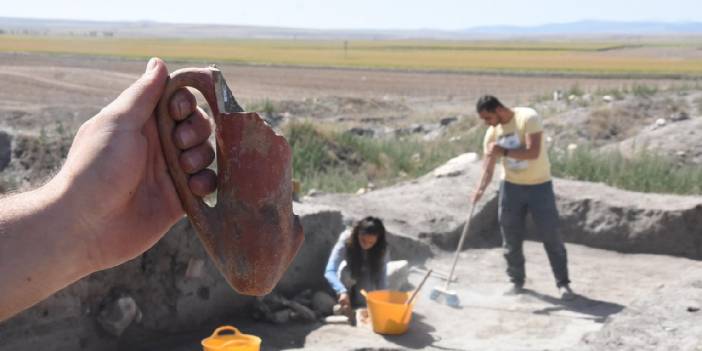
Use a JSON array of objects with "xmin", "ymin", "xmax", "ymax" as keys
[{"xmin": 482, "ymin": 107, "xmax": 551, "ymax": 185}]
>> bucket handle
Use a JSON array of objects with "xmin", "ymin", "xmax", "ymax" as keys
[
  {"xmin": 211, "ymin": 325, "xmax": 242, "ymax": 337},
  {"xmin": 209, "ymin": 326, "xmax": 244, "ymax": 350}
]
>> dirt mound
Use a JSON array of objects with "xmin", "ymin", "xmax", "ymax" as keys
[
  {"xmin": 543, "ymin": 92, "xmax": 700, "ymax": 149},
  {"xmin": 603, "ymin": 115, "xmax": 702, "ymax": 165}
]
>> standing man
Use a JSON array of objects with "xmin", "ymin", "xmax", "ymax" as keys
[{"xmin": 471, "ymin": 95, "xmax": 574, "ymax": 300}]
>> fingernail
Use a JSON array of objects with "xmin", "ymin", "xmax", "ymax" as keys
[
  {"xmin": 145, "ymin": 57, "xmax": 158, "ymax": 73},
  {"xmin": 179, "ymin": 100, "xmax": 190, "ymax": 118},
  {"xmin": 178, "ymin": 128, "xmax": 196, "ymax": 147},
  {"xmin": 185, "ymin": 153, "xmax": 201, "ymax": 171}
]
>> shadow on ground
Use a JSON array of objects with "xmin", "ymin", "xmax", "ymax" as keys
[{"xmin": 524, "ymin": 289, "xmax": 625, "ymax": 323}]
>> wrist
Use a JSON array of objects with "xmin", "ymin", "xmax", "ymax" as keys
[{"xmin": 40, "ymin": 175, "xmax": 100, "ymax": 274}]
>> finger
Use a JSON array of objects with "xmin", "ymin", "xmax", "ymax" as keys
[
  {"xmin": 188, "ymin": 169, "xmax": 217, "ymax": 197},
  {"xmin": 101, "ymin": 57, "xmax": 168, "ymax": 128},
  {"xmin": 173, "ymin": 107, "xmax": 212, "ymax": 149},
  {"xmin": 169, "ymin": 88, "xmax": 197, "ymax": 122},
  {"xmin": 179, "ymin": 142, "xmax": 215, "ymax": 174}
]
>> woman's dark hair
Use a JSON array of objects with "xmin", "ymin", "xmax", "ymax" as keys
[
  {"xmin": 476, "ymin": 95, "xmax": 504, "ymax": 113},
  {"xmin": 345, "ymin": 216, "xmax": 387, "ymax": 285}
]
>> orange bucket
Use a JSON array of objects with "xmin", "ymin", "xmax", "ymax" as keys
[
  {"xmin": 362, "ymin": 290, "xmax": 415, "ymax": 335},
  {"xmin": 201, "ymin": 326, "xmax": 261, "ymax": 351}
]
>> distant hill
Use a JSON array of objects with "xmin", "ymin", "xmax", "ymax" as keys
[
  {"xmin": 1, "ymin": 17, "xmax": 701, "ymax": 39},
  {"xmin": 468, "ymin": 20, "xmax": 702, "ymax": 35}
]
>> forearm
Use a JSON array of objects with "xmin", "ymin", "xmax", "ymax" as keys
[
  {"xmin": 0, "ymin": 178, "xmax": 92, "ymax": 321},
  {"xmin": 504, "ymin": 147, "xmax": 539, "ymax": 160},
  {"xmin": 475, "ymin": 155, "xmax": 497, "ymax": 193}
]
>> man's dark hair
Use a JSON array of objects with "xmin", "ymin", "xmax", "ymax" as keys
[{"xmin": 476, "ymin": 95, "xmax": 504, "ymax": 113}]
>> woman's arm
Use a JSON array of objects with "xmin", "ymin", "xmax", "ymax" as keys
[
  {"xmin": 324, "ymin": 240, "xmax": 347, "ymax": 295},
  {"xmin": 378, "ymin": 250, "xmax": 390, "ymax": 290}
]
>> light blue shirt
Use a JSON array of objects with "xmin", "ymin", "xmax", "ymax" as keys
[{"xmin": 324, "ymin": 228, "xmax": 389, "ymax": 295}]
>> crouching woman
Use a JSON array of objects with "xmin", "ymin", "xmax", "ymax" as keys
[{"xmin": 324, "ymin": 216, "xmax": 389, "ymax": 311}]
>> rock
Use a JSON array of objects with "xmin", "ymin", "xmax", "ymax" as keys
[
  {"xmin": 346, "ymin": 127, "xmax": 375, "ymax": 138},
  {"xmin": 553, "ymin": 90, "xmax": 563, "ymax": 101},
  {"xmin": 0, "ymin": 130, "xmax": 11, "ymax": 171},
  {"xmin": 324, "ymin": 315, "xmax": 349, "ymax": 324},
  {"xmin": 670, "ymin": 111, "xmax": 690, "ymax": 122},
  {"xmin": 184, "ymin": 258, "xmax": 205, "ymax": 279},
  {"xmin": 97, "ymin": 295, "xmax": 141, "ymax": 336},
  {"xmin": 440, "ymin": 116, "xmax": 458, "ymax": 126},
  {"xmin": 261, "ymin": 293, "xmax": 289, "ymax": 311},
  {"xmin": 356, "ymin": 188, "xmax": 368, "ymax": 195},
  {"xmin": 293, "ymin": 289, "xmax": 313, "ymax": 306},
  {"xmin": 271, "ymin": 309, "xmax": 292, "ymax": 324},
  {"xmin": 386, "ymin": 260, "xmax": 410, "ymax": 290},
  {"xmin": 602, "ymin": 95, "xmax": 614, "ymax": 103},
  {"xmin": 306, "ymin": 188, "xmax": 321, "ymax": 197},
  {"xmin": 432, "ymin": 153, "xmax": 479, "ymax": 178},
  {"xmin": 311, "ymin": 291, "xmax": 336, "ymax": 316},
  {"xmin": 567, "ymin": 143, "xmax": 578, "ymax": 154},
  {"xmin": 655, "ymin": 118, "xmax": 667, "ymax": 127},
  {"xmin": 288, "ymin": 301, "xmax": 317, "ymax": 322}
]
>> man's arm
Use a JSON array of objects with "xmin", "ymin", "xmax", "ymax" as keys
[
  {"xmin": 0, "ymin": 179, "xmax": 92, "ymax": 319},
  {"xmin": 472, "ymin": 152, "xmax": 498, "ymax": 204},
  {"xmin": 0, "ymin": 58, "xmax": 215, "ymax": 321},
  {"xmin": 498, "ymin": 132, "xmax": 542, "ymax": 160}
]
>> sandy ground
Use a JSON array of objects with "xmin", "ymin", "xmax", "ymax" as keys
[{"xmin": 138, "ymin": 241, "xmax": 700, "ymax": 351}]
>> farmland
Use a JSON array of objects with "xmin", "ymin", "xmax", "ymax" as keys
[{"xmin": 2, "ymin": 35, "xmax": 702, "ymax": 76}]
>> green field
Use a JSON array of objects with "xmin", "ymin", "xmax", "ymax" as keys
[{"xmin": 2, "ymin": 35, "xmax": 702, "ymax": 76}]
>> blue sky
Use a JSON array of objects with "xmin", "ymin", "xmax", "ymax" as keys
[{"xmin": 4, "ymin": 0, "xmax": 702, "ymax": 30}]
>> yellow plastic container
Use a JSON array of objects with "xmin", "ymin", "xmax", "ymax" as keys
[
  {"xmin": 201, "ymin": 326, "xmax": 261, "ymax": 351},
  {"xmin": 362, "ymin": 290, "xmax": 415, "ymax": 335}
]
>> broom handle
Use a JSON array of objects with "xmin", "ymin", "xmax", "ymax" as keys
[
  {"xmin": 444, "ymin": 204, "xmax": 475, "ymax": 289},
  {"xmin": 406, "ymin": 269, "xmax": 432, "ymax": 306}
]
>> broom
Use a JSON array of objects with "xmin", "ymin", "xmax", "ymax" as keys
[{"xmin": 429, "ymin": 204, "xmax": 475, "ymax": 307}]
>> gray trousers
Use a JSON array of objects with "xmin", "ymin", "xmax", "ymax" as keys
[{"xmin": 498, "ymin": 180, "xmax": 570, "ymax": 287}]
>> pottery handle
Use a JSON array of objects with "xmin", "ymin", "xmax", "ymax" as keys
[{"xmin": 156, "ymin": 68, "xmax": 222, "ymax": 227}]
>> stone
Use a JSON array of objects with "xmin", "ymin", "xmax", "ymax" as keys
[
  {"xmin": 386, "ymin": 260, "xmax": 410, "ymax": 291},
  {"xmin": 311, "ymin": 291, "xmax": 336, "ymax": 316},
  {"xmin": 324, "ymin": 315, "xmax": 349, "ymax": 324},
  {"xmin": 97, "ymin": 296, "xmax": 141, "ymax": 336},
  {"xmin": 439, "ymin": 116, "xmax": 458, "ymax": 126},
  {"xmin": 432, "ymin": 153, "xmax": 479, "ymax": 178},
  {"xmin": 271, "ymin": 309, "xmax": 292, "ymax": 324},
  {"xmin": 184, "ymin": 258, "xmax": 205, "ymax": 279},
  {"xmin": 288, "ymin": 301, "xmax": 317, "ymax": 322},
  {"xmin": 0, "ymin": 130, "xmax": 11, "ymax": 171}
]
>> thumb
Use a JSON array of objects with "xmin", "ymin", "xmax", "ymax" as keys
[{"xmin": 100, "ymin": 57, "xmax": 168, "ymax": 128}]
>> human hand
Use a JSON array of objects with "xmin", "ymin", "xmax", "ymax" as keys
[
  {"xmin": 486, "ymin": 142, "xmax": 506, "ymax": 158},
  {"xmin": 338, "ymin": 293, "xmax": 351, "ymax": 309},
  {"xmin": 54, "ymin": 58, "xmax": 216, "ymax": 271},
  {"xmin": 471, "ymin": 189, "xmax": 484, "ymax": 204}
]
